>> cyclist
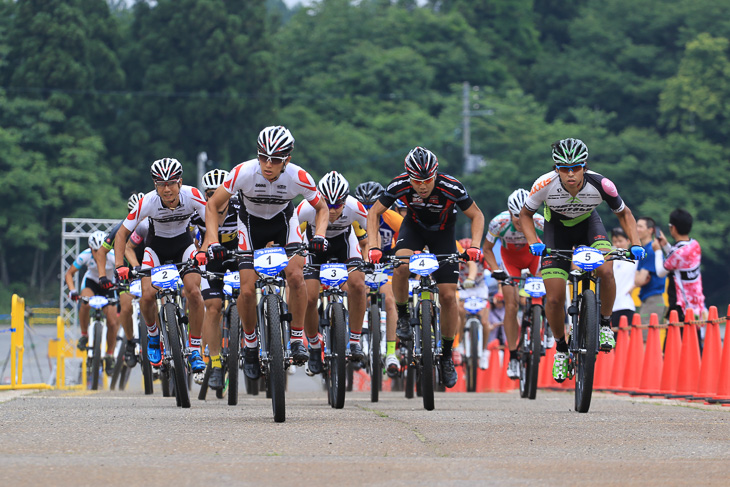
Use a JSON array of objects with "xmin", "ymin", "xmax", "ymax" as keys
[
  {"xmin": 519, "ymin": 138, "xmax": 644, "ymax": 382},
  {"xmin": 113, "ymin": 158, "xmax": 209, "ymax": 381},
  {"xmin": 455, "ymin": 237, "xmax": 489, "ymax": 367},
  {"xmin": 393, "ymin": 199, "xmax": 407, "ymax": 218},
  {"xmin": 95, "ymin": 192, "xmax": 146, "ymax": 368},
  {"xmin": 482, "ymin": 188, "xmax": 545, "ymax": 379},
  {"xmin": 190, "ymin": 169, "xmax": 240, "ymax": 390},
  {"xmin": 297, "ymin": 171, "xmax": 368, "ymax": 373},
  {"xmin": 354, "ymin": 181, "xmax": 403, "ymax": 378},
  {"xmin": 65, "ymin": 231, "xmax": 119, "ymax": 375},
  {"xmin": 203, "ymin": 126, "xmax": 329, "ymax": 381},
  {"xmin": 366, "ymin": 146, "xmax": 485, "ymax": 388}
]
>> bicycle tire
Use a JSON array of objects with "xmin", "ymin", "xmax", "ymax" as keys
[
  {"xmin": 161, "ymin": 366, "xmax": 171, "ymax": 397},
  {"xmin": 245, "ymin": 376, "xmax": 259, "ymax": 395},
  {"xmin": 265, "ymin": 294, "xmax": 286, "ymax": 422},
  {"xmin": 198, "ymin": 366, "xmax": 212, "ymax": 400},
  {"xmin": 465, "ymin": 317, "xmax": 480, "ymax": 393},
  {"xmin": 90, "ymin": 319, "xmax": 103, "ymax": 390},
  {"xmin": 420, "ymin": 300, "xmax": 435, "ymax": 411},
  {"xmin": 527, "ymin": 304, "xmax": 542, "ymax": 400},
  {"xmin": 405, "ymin": 346, "xmax": 415, "ymax": 399},
  {"xmin": 519, "ymin": 314, "xmax": 530, "ymax": 399},
  {"xmin": 227, "ymin": 304, "xmax": 241, "ymax": 406},
  {"xmin": 163, "ymin": 302, "xmax": 191, "ymax": 408},
  {"xmin": 346, "ymin": 363, "xmax": 354, "ymax": 392},
  {"xmin": 330, "ymin": 302, "xmax": 347, "ymax": 409},
  {"xmin": 369, "ymin": 303, "xmax": 381, "ymax": 402},
  {"xmin": 139, "ymin": 328, "xmax": 154, "ymax": 395},
  {"xmin": 575, "ymin": 289, "xmax": 598, "ymax": 413},
  {"xmin": 110, "ymin": 338, "xmax": 125, "ymax": 390},
  {"xmin": 119, "ymin": 355, "xmax": 131, "ymax": 391}
]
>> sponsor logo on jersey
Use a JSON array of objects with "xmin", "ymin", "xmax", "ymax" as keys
[
  {"xmin": 255, "ymin": 183, "xmax": 267, "ymax": 188},
  {"xmin": 601, "ymin": 178, "xmax": 619, "ymax": 197},
  {"xmin": 529, "ymin": 175, "xmax": 553, "ymax": 196}
]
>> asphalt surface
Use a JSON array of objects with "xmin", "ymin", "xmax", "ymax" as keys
[{"xmin": 1, "ymin": 370, "xmax": 729, "ymax": 487}]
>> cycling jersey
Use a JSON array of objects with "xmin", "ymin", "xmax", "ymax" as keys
[
  {"xmin": 73, "ymin": 248, "xmax": 116, "ymax": 285},
  {"xmin": 191, "ymin": 195, "xmax": 241, "ymax": 251},
  {"xmin": 524, "ymin": 170, "xmax": 625, "ymax": 227},
  {"xmin": 296, "ymin": 196, "xmax": 368, "ymax": 240},
  {"xmin": 378, "ymin": 173, "xmax": 473, "ymax": 231},
  {"xmin": 123, "ymin": 186, "xmax": 207, "ymax": 238},
  {"xmin": 662, "ymin": 239, "xmax": 706, "ymax": 317},
  {"xmin": 222, "ymin": 160, "xmax": 321, "ymax": 219},
  {"xmin": 486, "ymin": 211, "xmax": 545, "ymax": 251}
]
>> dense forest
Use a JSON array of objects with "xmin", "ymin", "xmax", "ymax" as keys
[{"xmin": 1, "ymin": 0, "xmax": 729, "ymax": 308}]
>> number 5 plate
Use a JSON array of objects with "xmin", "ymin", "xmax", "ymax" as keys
[
  {"xmin": 572, "ymin": 246, "xmax": 605, "ymax": 271},
  {"xmin": 253, "ymin": 247, "xmax": 289, "ymax": 276},
  {"xmin": 151, "ymin": 264, "xmax": 180, "ymax": 289},
  {"xmin": 409, "ymin": 253, "xmax": 439, "ymax": 276},
  {"xmin": 320, "ymin": 263, "xmax": 348, "ymax": 287}
]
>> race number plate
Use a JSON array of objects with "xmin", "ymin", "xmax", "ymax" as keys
[
  {"xmin": 129, "ymin": 279, "xmax": 142, "ymax": 298},
  {"xmin": 524, "ymin": 277, "xmax": 546, "ymax": 298},
  {"xmin": 320, "ymin": 263, "xmax": 348, "ymax": 287},
  {"xmin": 572, "ymin": 246, "xmax": 605, "ymax": 271},
  {"xmin": 88, "ymin": 295, "xmax": 109, "ymax": 309},
  {"xmin": 151, "ymin": 264, "xmax": 180, "ymax": 290},
  {"xmin": 409, "ymin": 253, "xmax": 439, "ymax": 276},
  {"xmin": 464, "ymin": 297, "xmax": 488, "ymax": 315},
  {"xmin": 253, "ymin": 247, "xmax": 289, "ymax": 276}
]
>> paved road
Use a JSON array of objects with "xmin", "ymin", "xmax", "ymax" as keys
[{"xmin": 1, "ymin": 373, "xmax": 729, "ymax": 486}]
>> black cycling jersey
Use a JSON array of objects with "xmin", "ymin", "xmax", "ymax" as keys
[
  {"xmin": 191, "ymin": 195, "xmax": 241, "ymax": 251},
  {"xmin": 378, "ymin": 173, "xmax": 473, "ymax": 231}
]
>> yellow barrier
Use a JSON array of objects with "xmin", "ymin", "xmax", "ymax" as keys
[
  {"xmin": 0, "ymin": 294, "xmax": 52, "ymax": 390},
  {"xmin": 47, "ymin": 316, "xmax": 86, "ymax": 390}
]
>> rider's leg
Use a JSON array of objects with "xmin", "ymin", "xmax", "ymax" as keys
[
  {"xmin": 104, "ymin": 303, "xmax": 119, "ymax": 356},
  {"xmin": 140, "ymin": 277, "xmax": 158, "ymax": 334},
  {"xmin": 596, "ymin": 261, "xmax": 616, "ymax": 319},
  {"xmin": 285, "ymin": 255, "xmax": 309, "ymax": 339},
  {"xmin": 79, "ymin": 287, "xmax": 93, "ymax": 336},
  {"xmin": 236, "ymin": 269, "xmax": 258, "ymax": 342},
  {"xmin": 437, "ymin": 283, "xmax": 459, "ymax": 356},
  {"xmin": 183, "ymin": 272, "xmax": 204, "ymax": 351},
  {"xmin": 119, "ymin": 292, "xmax": 134, "ymax": 340},
  {"xmin": 303, "ymin": 277, "xmax": 321, "ymax": 349},
  {"xmin": 543, "ymin": 278, "xmax": 567, "ymax": 341},
  {"xmin": 203, "ymin": 297, "xmax": 223, "ymax": 358}
]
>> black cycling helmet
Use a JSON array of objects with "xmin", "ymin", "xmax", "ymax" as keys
[
  {"xmin": 404, "ymin": 146, "xmax": 438, "ymax": 181},
  {"xmin": 354, "ymin": 181, "xmax": 385, "ymax": 205}
]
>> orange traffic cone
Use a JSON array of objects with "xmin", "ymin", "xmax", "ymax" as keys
[
  {"xmin": 695, "ymin": 306, "xmax": 722, "ymax": 401},
  {"xmin": 594, "ymin": 348, "xmax": 614, "ymax": 391},
  {"xmin": 621, "ymin": 313, "xmax": 645, "ymax": 393},
  {"xmin": 484, "ymin": 340, "xmax": 501, "ymax": 392},
  {"xmin": 709, "ymin": 305, "xmax": 730, "ymax": 404},
  {"xmin": 538, "ymin": 344, "xmax": 555, "ymax": 390},
  {"xmin": 635, "ymin": 313, "xmax": 663, "ymax": 396},
  {"xmin": 660, "ymin": 310, "xmax": 683, "ymax": 396},
  {"xmin": 499, "ymin": 348, "xmax": 519, "ymax": 392},
  {"xmin": 608, "ymin": 315, "xmax": 630, "ymax": 392},
  {"xmin": 672, "ymin": 309, "xmax": 702, "ymax": 398}
]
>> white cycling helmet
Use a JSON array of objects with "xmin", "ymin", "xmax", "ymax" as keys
[
  {"xmin": 127, "ymin": 192, "xmax": 144, "ymax": 212},
  {"xmin": 150, "ymin": 157, "xmax": 183, "ymax": 181},
  {"xmin": 318, "ymin": 171, "xmax": 350, "ymax": 205},
  {"xmin": 551, "ymin": 138, "xmax": 588, "ymax": 166},
  {"xmin": 257, "ymin": 126, "xmax": 295, "ymax": 158},
  {"xmin": 201, "ymin": 169, "xmax": 229, "ymax": 190},
  {"xmin": 507, "ymin": 188, "xmax": 529, "ymax": 216},
  {"xmin": 88, "ymin": 231, "xmax": 106, "ymax": 251}
]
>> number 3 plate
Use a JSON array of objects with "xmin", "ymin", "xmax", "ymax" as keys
[
  {"xmin": 409, "ymin": 253, "xmax": 439, "ymax": 276},
  {"xmin": 320, "ymin": 263, "xmax": 348, "ymax": 287},
  {"xmin": 151, "ymin": 264, "xmax": 180, "ymax": 289},
  {"xmin": 572, "ymin": 246, "xmax": 605, "ymax": 271},
  {"xmin": 253, "ymin": 247, "xmax": 289, "ymax": 276}
]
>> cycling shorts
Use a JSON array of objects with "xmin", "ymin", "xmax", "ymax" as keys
[
  {"xmin": 201, "ymin": 258, "xmax": 239, "ymax": 301},
  {"xmin": 304, "ymin": 229, "xmax": 363, "ymax": 280},
  {"xmin": 540, "ymin": 210, "xmax": 611, "ymax": 280},
  {"xmin": 501, "ymin": 245, "xmax": 541, "ymax": 278},
  {"xmin": 81, "ymin": 277, "xmax": 115, "ymax": 298},
  {"xmin": 394, "ymin": 219, "xmax": 458, "ymax": 284},
  {"xmin": 141, "ymin": 233, "xmax": 199, "ymax": 277},
  {"xmin": 237, "ymin": 204, "xmax": 302, "ymax": 271}
]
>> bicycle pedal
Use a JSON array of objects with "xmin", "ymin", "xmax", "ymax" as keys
[
  {"xmin": 193, "ymin": 372, "xmax": 205, "ymax": 385},
  {"xmin": 304, "ymin": 364, "xmax": 315, "ymax": 377}
]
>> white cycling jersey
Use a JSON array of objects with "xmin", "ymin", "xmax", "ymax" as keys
[
  {"xmin": 123, "ymin": 186, "xmax": 206, "ymax": 238},
  {"xmin": 130, "ymin": 217, "xmax": 149, "ymax": 246},
  {"xmin": 222, "ymin": 159, "xmax": 321, "ymax": 219},
  {"xmin": 73, "ymin": 248, "xmax": 116, "ymax": 284},
  {"xmin": 296, "ymin": 195, "xmax": 368, "ymax": 239}
]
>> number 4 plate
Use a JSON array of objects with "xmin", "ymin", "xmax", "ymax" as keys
[{"xmin": 409, "ymin": 253, "xmax": 439, "ymax": 276}]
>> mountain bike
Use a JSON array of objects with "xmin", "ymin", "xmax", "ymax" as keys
[
  {"xmin": 130, "ymin": 261, "xmax": 196, "ymax": 408},
  {"xmin": 391, "ymin": 252, "xmax": 464, "ymax": 411},
  {"xmin": 79, "ymin": 294, "xmax": 119, "ymax": 391},
  {"xmin": 198, "ymin": 265, "xmax": 241, "ymax": 405},
  {"xmin": 402, "ymin": 278, "xmax": 419, "ymax": 400},
  {"xmin": 462, "ymin": 296, "xmax": 487, "ymax": 393},
  {"xmin": 545, "ymin": 246, "xmax": 634, "ymax": 413},
  {"xmin": 362, "ymin": 265, "xmax": 390, "ymax": 403}
]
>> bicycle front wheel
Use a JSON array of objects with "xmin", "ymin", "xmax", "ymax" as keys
[
  {"xmin": 163, "ymin": 302, "xmax": 191, "ymax": 408},
  {"xmin": 527, "ymin": 304, "xmax": 543, "ymax": 400},
  {"xmin": 465, "ymin": 317, "xmax": 480, "ymax": 393},
  {"xmin": 575, "ymin": 290, "xmax": 598, "ymax": 413},
  {"xmin": 90, "ymin": 320, "xmax": 103, "ymax": 390},
  {"xmin": 227, "ymin": 304, "xmax": 241, "ymax": 406},
  {"xmin": 420, "ymin": 301, "xmax": 435, "ymax": 411},
  {"xmin": 139, "ymin": 323, "xmax": 154, "ymax": 395},
  {"xmin": 329, "ymin": 302, "xmax": 347, "ymax": 409},
  {"xmin": 369, "ymin": 303, "xmax": 381, "ymax": 402},
  {"xmin": 265, "ymin": 294, "xmax": 286, "ymax": 422}
]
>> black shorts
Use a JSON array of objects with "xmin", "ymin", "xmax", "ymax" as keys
[
  {"xmin": 304, "ymin": 232, "xmax": 363, "ymax": 280},
  {"xmin": 237, "ymin": 205, "xmax": 298, "ymax": 271},
  {"xmin": 540, "ymin": 210, "xmax": 611, "ymax": 280},
  {"xmin": 143, "ymin": 232, "xmax": 200, "ymax": 277},
  {"xmin": 202, "ymin": 257, "xmax": 239, "ymax": 301},
  {"xmin": 393, "ymin": 219, "xmax": 458, "ymax": 284},
  {"xmin": 82, "ymin": 278, "xmax": 116, "ymax": 298}
]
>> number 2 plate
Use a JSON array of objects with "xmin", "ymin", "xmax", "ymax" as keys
[{"xmin": 151, "ymin": 264, "xmax": 180, "ymax": 289}]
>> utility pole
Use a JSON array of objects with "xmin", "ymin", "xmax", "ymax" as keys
[
  {"xmin": 462, "ymin": 81, "xmax": 493, "ymax": 174},
  {"xmin": 197, "ymin": 152, "xmax": 208, "ymax": 190}
]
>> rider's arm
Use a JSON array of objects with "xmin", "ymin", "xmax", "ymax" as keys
[
  {"xmin": 114, "ymin": 226, "xmax": 132, "ymax": 268},
  {"xmin": 616, "ymin": 206, "xmax": 641, "ymax": 248},
  {"xmin": 462, "ymin": 202, "xmax": 485, "ymax": 247},
  {"xmin": 366, "ymin": 201, "xmax": 387, "ymax": 251},
  {"xmin": 93, "ymin": 246, "xmax": 110, "ymax": 279},
  {"xmin": 312, "ymin": 197, "xmax": 329, "ymax": 237},
  {"xmin": 64, "ymin": 265, "xmax": 79, "ymax": 291},
  {"xmin": 203, "ymin": 186, "xmax": 232, "ymax": 250},
  {"xmin": 125, "ymin": 238, "xmax": 141, "ymax": 267},
  {"xmin": 519, "ymin": 207, "xmax": 539, "ymax": 246},
  {"xmin": 482, "ymin": 238, "xmax": 500, "ymax": 272}
]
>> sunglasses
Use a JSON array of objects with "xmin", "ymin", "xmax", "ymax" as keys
[
  {"xmin": 258, "ymin": 153, "xmax": 288, "ymax": 164},
  {"xmin": 205, "ymin": 189, "xmax": 216, "ymax": 199},
  {"xmin": 154, "ymin": 179, "xmax": 181, "ymax": 188},
  {"xmin": 555, "ymin": 163, "xmax": 586, "ymax": 173},
  {"xmin": 410, "ymin": 176, "xmax": 435, "ymax": 185},
  {"xmin": 327, "ymin": 202, "xmax": 345, "ymax": 209}
]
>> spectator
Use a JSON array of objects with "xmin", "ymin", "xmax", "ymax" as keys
[
  {"xmin": 487, "ymin": 292, "xmax": 506, "ymax": 347},
  {"xmin": 635, "ymin": 217, "xmax": 666, "ymax": 333},
  {"xmin": 654, "ymin": 209, "xmax": 707, "ymax": 323},
  {"xmin": 610, "ymin": 227, "xmax": 637, "ymax": 329}
]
